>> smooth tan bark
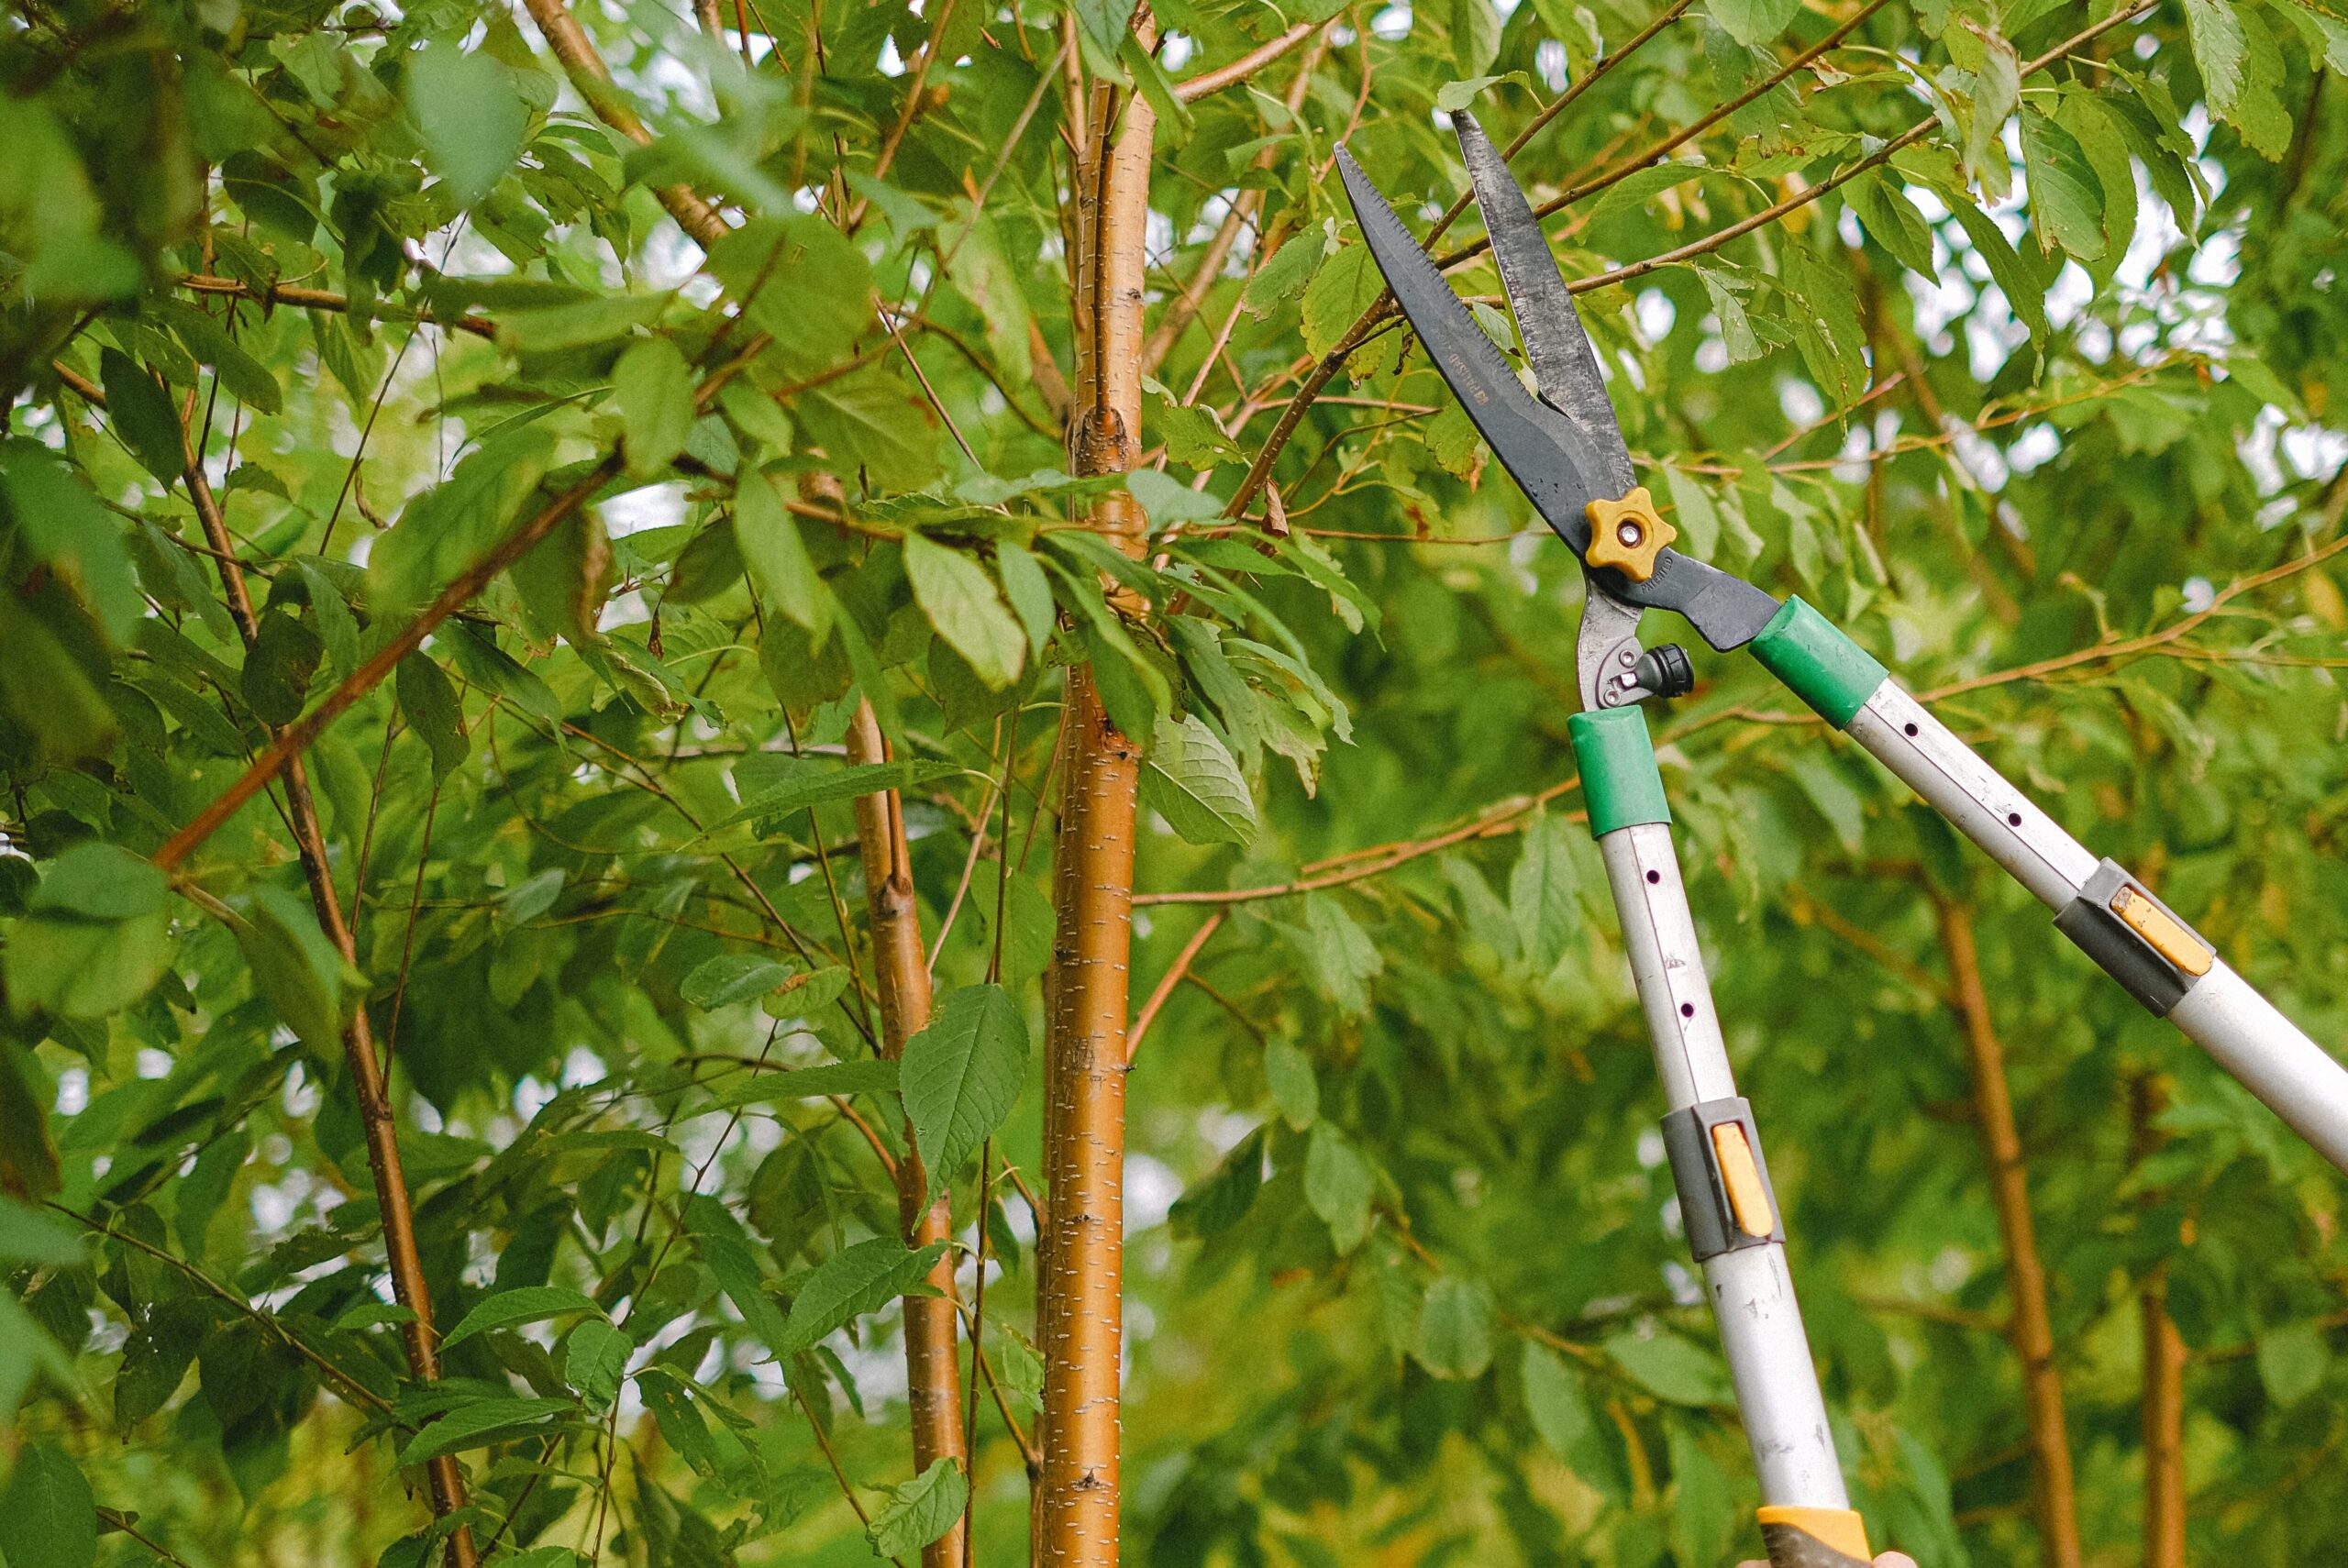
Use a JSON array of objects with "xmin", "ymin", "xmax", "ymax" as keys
[
  {"xmin": 1036, "ymin": 39, "xmax": 1156, "ymax": 1565},
  {"xmin": 847, "ymin": 703, "xmax": 968, "ymax": 1568},
  {"xmin": 1937, "ymin": 900, "xmax": 2080, "ymax": 1568}
]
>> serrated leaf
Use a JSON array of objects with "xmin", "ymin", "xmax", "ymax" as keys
[
  {"xmin": 902, "ymin": 984, "xmax": 1029, "ymax": 1208},
  {"xmin": 1301, "ymin": 245, "xmax": 1381, "ymax": 359},
  {"xmin": 1847, "ymin": 172, "xmax": 1937, "ymax": 279},
  {"xmin": 699, "ymin": 1058, "xmax": 900, "ymax": 1113},
  {"xmin": 706, "ymin": 759, "xmax": 962, "ymax": 834},
  {"xmin": 867, "ymin": 1457, "xmax": 969, "ymax": 1558},
  {"xmin": 903, "ymin": 533, "xmax": 1024, "ymax": 690},
  {"xmin": 736, "ymin": 467, "xmax": 834, "ymax": 642},
  {"xmin": 0, "ymin": 1442, "xmax": 96, "ymax": 1568},
  {"xmin": 439, "ymin": 1286, "xmax": 605, "ymax": 1350},
  {"xmin": 1606, "ymin": 1330, "xmax": 1734, "ymax": 1406},
  {"xmin": 1140, "ymin": 713, "xmax": 1256, "ymax": 845},
  {"xmin": 397, "ymin": 1396, "xmax": 574, "ymax": 1464},
  {"xmin": 778, "ymin": 1238, "xmax": 950, "ymax": 1355},
  {"xmin": 1304, "ymin": 1123, "xmax": 1374, "ymax": 1254},
  {"xmin": 1706, "ymin": 0, "xmax": 1800, "ymax": 46},
  {"xmin": 564, "ymin": 1319, "xmax": 631, "ymax": 1409},
  {"xmin": 614, "ymin": 337, "xmax": 694, "ymax": 478},
  {"xmin": 407, "ymin": 42, "xmax": 526, "ymax": 208},
  {"xmin": 1509, "ymin": 809, "xmax": 1580, "ymax": 972},
  {"xmin": 1245, "ymin": 228, "xmax": 1329, "ymax": 318},
  {"xmin": 394, "ymin": 653, "xmax": 470, "ymax": 781},
  {"xmin": 2019, "ymin": 105, "xmax": 2105, "ymax": 259},
  {"xmin": 681, "ymin": 954, "xmax": 800, "ymax": 1010},
  {"xmin": 1264, "ymin": 1039, "xmax": 1318, "ymax": 1130},
  {"xmin": 99, "ymin": 348, "xmax": 186, "ymax": 483},
  {"xmin": 1414, "ymin": 1276, "xmax": 1493, "ymax": 1379}
]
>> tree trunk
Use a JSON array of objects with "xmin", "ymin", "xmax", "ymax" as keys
[
  {"xmin": 1937, "ymin": 898, "xmax": 2080, "ymax": 1568},
  {"xmin": 847, "ymin": 701, "xmax": 968, "ymax": 1568},
  {"xmin": 1036, "ymin": 43, "xmax": 1156, "ymax": 1568}
]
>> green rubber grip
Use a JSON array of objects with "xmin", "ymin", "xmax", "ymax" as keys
[
  {"xmin": 1567, "ymin": 706, "xmax": 1669, "ymax": 838},
  {"xmin": 1750, "ymin": 597, "xmax": 1888, "ymax": 731}
]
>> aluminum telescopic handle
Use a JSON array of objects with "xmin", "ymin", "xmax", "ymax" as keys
[
  {"xmin": 1571, "ymin": 708, "xmax": 1877, "ymax": 1568},
  {"xmin": 1754, "ymin": 597, "xmax": 2348, "ymax": 1176}
]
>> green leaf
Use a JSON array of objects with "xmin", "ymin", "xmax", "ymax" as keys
[
  {"xmin": 1667, "ymin": 1424, "xmax": 1737, "ymax": 1568},
  {"xmin": 0, "ymin": 1198, "xmax": 83, "ymax": 1266},
  {"xmin": 1785, "ymin": 753, "xmax": 1866, "ymax": 856},
  {"xmin": 902, "ymin": 983, "xmax": 1029, "ymax": 1208},
  {"xmin": 867, "ymin": 1457, "xmax": 969, "ymax": 1559},
  {"xmin": 229, "ymin": 885, "xmax": 349, "ymax": 1051},
  {"xmin": 1304, "ymin": 1123, "xmax": 1374, "ymax": 1254},
  {"xmin": 993, "ymin": 542, "xmax": 1055, "ymax": 659},
  {"xmin": 368, "ymin": 434, "xmax": 549, "ymax": 611},
  {"xmin": 1301, "ymin": 245, "xmax": 1381, "ymax": 360},
  {"xmin": 2258, "ymin": 1321, "xmax": 2331, "ymax": 1407},
  {"xmin": 1706, "ymin": 0, "xmax": 1800, "ymax": 47},
  {"xmin": 439, "ymin": 1286, "xmax": 606, "ymax": 1350},
  {"xmin": 614, "ymin": 337, "xmax": 695, "ymax": 478},
  {"xmin": 1933, "ymin": 184, "xmax": 2050, "ymax": 350},
  {"xmin": 903, "ymin": 534, "xmax": 1024, "ymax": 690},
  {"xmin": 496, "ymin": 296, "xmax": 664, "ymax": 355},
  {"xmin": 681, "ymin": 954, "xmax": 800, "ymax": 1010},
  {"xmin": 1245, "ymin": 228, "xmax": 1331, "ymax": 319},
  {"xmin": 1264, "ymin": 1039, "xmax": 1318, "ymax": 1131},
  {"xmin": 1847, "ymin": 172, "xmax": 1937, "ymax": 279},
  {"xmin": 397, "ymin": 1396, "xmax": 574, "ymax": 1464},
  {"xmin": 0, "ymin": 1442, "xmax": 97, "ymax": 1568},
  {"xmin": 394, "ymin": 653, "xmax": 470, "ymax": 781},
  {"xmin": 1509, "ymin": 809, "xmax": 1580, "ymax": 973},
  {"xmin": 2018, "ymin": 105, "xmax": 2105, "ymax": 259},
  {"xmin": 1414, "ymin": 1276, "xmax": 1493, "ymax": 1379},
  {"xmin": 99, "ymin": 348, "xmax": 187, "ymax": 483},
  {"xmin": 708, "ymin": 759, "xmax": 962, "ymax": 834},
  {"xmin": 736, "ymin": 468, "xmax": 835, "ymax": 642},
  {"xmin": 296, "ymin": 560, "xmax": 361, "ymax": 680},
  {"xmin": 115, "ymin": 1299, "xmax": 204, "ymax": 1429},
  {"xmin": 1140, "ymin": 713, "xmax": 1256, "ymax": 845},
  {"xmin": 2, "ymin": 440, "xmax": 141, "ymax": 642},
  {"xmin": 704, "ymin": 216, "xmax": 873, "ymax": 369},
  {"xmin": 1126, "ymin": 469, "xmax": 1225, "ymax": 530},
  {"xmin": 564, "ymin": 1319, "xmax": 631, "ymax": 1408},
  {"xmin": 798, "ymin": 371, "xmax": 938, "ymax": 494},
  {"xmin": 407, "ymin": 43, "xmax": 527, "ymax": 208},
  {"xmin": 698, "ymin": 1058, "xmax": 900, "ymax": 1112},
  {"xmin": 240, "ymin": 609, "xmax": 324, "ymax": 726},
  {"xmin": 4, "ymin": 845, "xmax": 174, "ymax": 1021},
  {"xmin": 1523, "ymin": 1344, "xmax": 1612, "ymax": 1487},
  {"xmin": 1606, "ymin": 1330, "xmax": 1734, "ymax": 1406},
  {"xmin": 779, "ymin": 1238, "xmax": 951, "ymax": 1355}
]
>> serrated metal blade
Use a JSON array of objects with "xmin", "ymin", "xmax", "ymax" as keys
[
  {"xmin": 1333, "ymin": 143, "xmax": 1612, "ymax": 549},
  {"xmin": 1452, "ymin": 110, "xmax": 1636, "ymax": 499}
]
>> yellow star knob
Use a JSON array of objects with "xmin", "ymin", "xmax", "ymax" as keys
[{"xmin": 1583, "ymin": 487, "xmax": 1676, "ymax": 583}]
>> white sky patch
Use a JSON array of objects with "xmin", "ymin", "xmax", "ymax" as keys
[{"xmin": 1125, "ymin": 1151, "xmax": 1181, "ymax": 1235}]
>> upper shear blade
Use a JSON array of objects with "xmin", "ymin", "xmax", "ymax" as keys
[
  {"xmin": 1332, "ymin": 144, "xmax": 1614, "ymax": 552},
  {"xmin": 1451, "ymin": 111, "xmax": 1636, "ymax": 500}
]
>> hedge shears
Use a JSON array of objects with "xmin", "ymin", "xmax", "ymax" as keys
[{"xmin": 1335, "ymin": 112, "xmax": 2348, "ymax": 1568}]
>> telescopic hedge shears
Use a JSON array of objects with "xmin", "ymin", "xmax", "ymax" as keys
[{"xmin": 1335, "ymin": 114, "xmax": 2348, "ymax": 1568}]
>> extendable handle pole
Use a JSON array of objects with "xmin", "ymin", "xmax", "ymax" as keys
[
  {"xmin": 1570, "ymin": 707, "xmax": 1876, "ymax": 1568},
  {"xmin": 1753, "ymin": 599, "xmax": 2348, "ymax": 1176}
]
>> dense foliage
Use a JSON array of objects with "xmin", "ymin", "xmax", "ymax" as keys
[{"xmin": 3, "ymin": 0, "xmax": 2347, "ymax": 1563}]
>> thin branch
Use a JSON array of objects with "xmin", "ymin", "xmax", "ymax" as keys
[
  {"xmin": 1172, "ymin": 21, "xmax": 1316, "ymax": 102},
  {"xmin": 151, "ymin": 455, "xmax": 623, "ymax": 872},
  {"xmin": 176, "ymin": 273, "xmax": 496, "ymax": 339},
  {"xmin": 1125, "ymin": 911, "xmax": 1223, "ymax": 1062}
]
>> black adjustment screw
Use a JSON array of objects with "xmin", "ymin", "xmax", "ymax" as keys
[{"xmin": 1634, "ymin": 644, "xmax": 1695, "ymax": 700}]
